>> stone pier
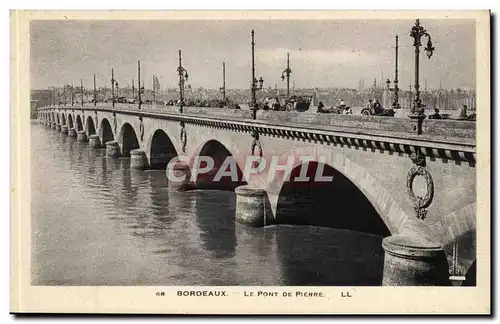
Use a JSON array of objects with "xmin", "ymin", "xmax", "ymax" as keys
[
  {"xmin": 130, "ymin": 149, "xmax": 148, "ymax": 170},
  {"xmin": 77, "ymin": 131, "xmax": 88, "ymax": 142},
  {"xmin": 68, "ymin": 128, "xmax": 77, "ymax": 137},
  {"xmin": 234, "ymin": 185, "xmax": 273, "ymax": 227},
  {"xmin": 381, "ymin": 234, "xmax": 450, "ymax": 286},
  {"xmin": 56, "ymin": 123, "xmax": 61, "ymax": 131},
  {"xmin": 61, "ymin": 125, "xmax": 68, "ymax": 135},
  {"xmin": 166, "ymin": 160, "xmax": 195, "ymax": 191},
  {"xmin": 88, "ymin": 135, "xmax": 101, "ymax": 148},
  {"xmin": 106, "ymin": 140, "xmax": 120, "ymax": 158}
]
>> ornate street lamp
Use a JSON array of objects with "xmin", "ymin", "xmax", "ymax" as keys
[
  {"xmin": 250, "ymin": 29, "xmax": 264, "ymax": 119},
  {"xmin": 220, "ymin": 62, "xmax": 226, "ymax": 102},
  {"xmin": 177, "ymin": 49, "xmax": 189, "ymax": 113},
  {"xmin": 281, "ymin": 53, "xmax": 292, "ymax": 97},
  {"xmin": 137, "ymin": 61, "xmax": 144, "ymax": 109},
  {"xmin": 80, "ymin": 78, "xmax": 84, "ymax": 107},
  {"xmin": 93, "ymin": 74, "xmax": 97, "ymax": 106},
  {"xmin": 111, "ymin": 68, "xmax": 116, "ymax": 107},
  {"xmin": 409, "ymin": 19, "xmax": 435, "ymax": 135},
  {"xmin": 386, "ymin": 35, "xmax": 401, "ymax": 109}
]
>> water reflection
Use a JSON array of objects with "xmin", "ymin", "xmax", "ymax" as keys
[
  {"xmin": 235, "ymin": 225, "xmax": 275, "ymax": 260},
  {"xmin": 147, "ymin": 171, "xmax": 176, "ymax": 227},
  {"xmin": 194, "ymin": 190, "xmax": 236, "ymax": 259},
  {"xmin": 277, "ymin": 226, "xmax": 384, "ymax": 286},
  {"xmin": 119, "ymin": 160, "xmax": 139, "ymax": 208}
]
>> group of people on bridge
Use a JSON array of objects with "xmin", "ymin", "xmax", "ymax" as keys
[{"xmin": 316, "ymin": 99, "xmax": 353, "ymax": 115}]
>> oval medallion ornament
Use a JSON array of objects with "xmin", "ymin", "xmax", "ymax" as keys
[{"xmin": 406, "ymin": 165, "xmax": 434, "ymax": 220}]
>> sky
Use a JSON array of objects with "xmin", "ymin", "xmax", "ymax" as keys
[{"xmin": 30, "ymin": 19, "xmax": 476, "ymax": 91}]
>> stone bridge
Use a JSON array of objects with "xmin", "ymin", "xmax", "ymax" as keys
[{"xmin": 37, "ymin": 104, "xmax": 476, "ymax": 286}]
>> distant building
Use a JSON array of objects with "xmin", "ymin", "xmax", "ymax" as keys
[{"xmin": 30, "ymin": 89, "xmax": 52, "ymax": 118}]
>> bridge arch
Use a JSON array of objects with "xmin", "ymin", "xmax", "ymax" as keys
[
  {"xmin": 98, "ymin": 118, "xmax": 114, "ymax": 144},
  {"xmin": 61, "ymin": 113, "xmax": 66, "ymax": 126},
  {"xmin": 75, "ymin": 115, "xmax": 83, "ymax": 131},
  {"xmin": 193, "ymin": 139, "xmax": 247, "ymax": 191},
  {"xmin": 56, "ymin": 113, "xmax": 60, "ymax": 124},
  {"xmin": 67, "ymin": 113, "xmax": 74, "ymax": 129},
  {"xmin": 274, "ymin": 160, "xmax": 391, "ymax": 237},
  {"xmin": 86, "ymin": 116, "xmax": 96, "ymax": 135},
  {"xmin": 117, "ymin": 122, "xmax": 140, "ymax": 157},
  {"xmin": 146, "ymin": 129, "xmax": 178, "ymax": 169},
  {"xmin": 267, "ymin": 148, "xmax": 408, "ymax": 235}
]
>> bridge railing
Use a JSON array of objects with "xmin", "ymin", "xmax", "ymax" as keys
[
  {"xmin": 254, "ymin": 110, "xmax": 476, "ymax": 140},
  {"xmin": 38, "ymin": 103, "xmax": 475, "ymax": 143}
]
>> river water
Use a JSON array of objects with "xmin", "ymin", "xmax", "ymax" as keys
[{"xmin": 31, "ymin": 122, "xmax": 385, "ymax": 286}]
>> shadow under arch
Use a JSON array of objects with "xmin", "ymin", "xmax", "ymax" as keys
[
  {"xmin": 275, "ymin": 161, "xmax": 391, "ymax": 237},
  {"xmin": 98, "ymin": 118, "xmax": 114, "ymax": 145},
  {"xmin": 61, "ymin": 113, "xmax": 66, "ymax": 126},
  {"xmin": 117, "ymin": 123, "xmax": 140, "ymax": 157},
  {"xmin": 195, "ymin": 139, "xmax": 247, "ymax": 191},
  {"xmin": 86, "ymin": 116, "xmax": 96, "ymax": 135},
  {"xmin": 463, "ymin": 259, "xmax": 476, "ymax": 286},
  {"xmin": 68, "ymin": 113, "xmax": 74, "ymax": 129},
  {"xmin": 275, "ymin": 161, "xmax": 390, "ymax": 286},
  {"xmin": 75, "ymin": 115, "xmax": 83, "ymax": 132},
  {"xmin": 56, "ymin": 113, "xmax": 60, "ymax": 124},
  {"xmin": 148, "ymin": 129, "xmax": 178, "ymax": 170}
]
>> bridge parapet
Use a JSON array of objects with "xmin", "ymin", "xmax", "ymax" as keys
[
  {"xmin": 39, "ymin": 104, "xmax": 475, "ymax": 163},
  {"xmin": 255, "ymin": 110, "xmax": 475, "ymax": 141}
]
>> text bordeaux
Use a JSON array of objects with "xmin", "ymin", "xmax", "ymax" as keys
[{"xmin": 177, "ymin": 290, "xmax": 227, "ymax": 297}]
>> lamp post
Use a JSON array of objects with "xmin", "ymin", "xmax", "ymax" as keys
[
  {"xmin": 93, "ymin": 74, "xmax": 97, "ymax": 106},
  {"xmin": 132, "ymin": 78, "xmax": 135, "ymax": 100},
  {"xmin": 409, "ymin": 19, "xmax": 435, "ymax": 134},
  {"xmin": 80, "ymin": 78, "xmax": 84, "ymax": 107},
  {"xmin": 219, "ymin": 62, "xmax": 226, "ymax": 102},
  {"xmin": 281, "ymin": 52, "xmax": 292, "ymax": 97},
  {"xmin": 250, "ymin": 29, "xmax": 264, "ymax": 119},
  {"xmin": 386, "ymin": 35, "xmax": 401, "ymax": 109},
  {"xmin": 111, "ymin": 68, "xmax": 116, "ymax": 107},
  {"xmin": 177, "ymin": 49, "xmax": 189, "ymax": 113},
  {"xmin": 138, "ymin": 61, "xmax": 143, "ymax": 110},
  {"xmin": 115, "ymin": 80, "xmax": 119, "ymax": 101}
]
